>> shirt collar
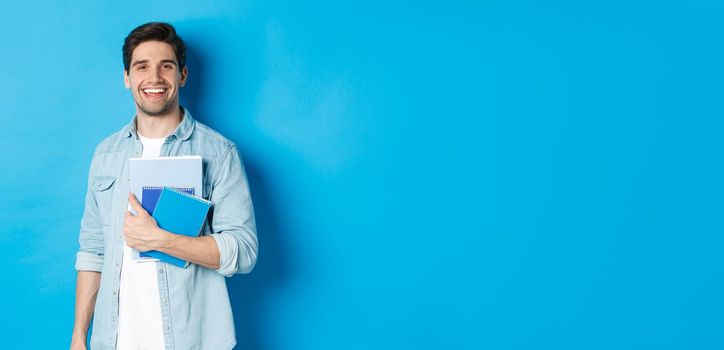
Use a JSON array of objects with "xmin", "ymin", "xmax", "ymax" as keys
[{"xmin": 124, "ymin": 106, "xmax": 195, "ymax": 141}]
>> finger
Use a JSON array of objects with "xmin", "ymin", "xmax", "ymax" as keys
[
  {"xmin": 125, "ymin": 233, "xmax": 140, "ymax": 248},
  {"xmin": 124, "ymin": 211, "xmax": 138, "ymax": 226},
  {"xmin": 123, "ymin": 225, "xmax": 133, "ymax": 238},
  {"xmin": 124, "ymin": 224, "xmax": 140, "ymax": 237},
  {"xmin": 128, "ymin": 192, "xmax": 147, "ymax": 216}
]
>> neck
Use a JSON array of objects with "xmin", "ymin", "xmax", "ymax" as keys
[{"xmin": 135, "ymin": 105, "xmax": 183, "ymax": 138}]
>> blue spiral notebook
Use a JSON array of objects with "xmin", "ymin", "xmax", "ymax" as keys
[
  {"xmin": 144, "ymin": 186, "xmax": 212, "ymax": 268},
  {"xmin": 140, "ymin": 186, "xmax": 194, "ymax": 259}
]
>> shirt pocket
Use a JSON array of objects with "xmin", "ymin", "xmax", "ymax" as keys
[{"xmin": 92, "ymin": 176, "xmax": 117, "ymax": 226}]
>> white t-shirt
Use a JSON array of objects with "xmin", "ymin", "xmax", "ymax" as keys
[{"xmin": 117, "ymin": 133, "xmax": 166, "ymax": 349}]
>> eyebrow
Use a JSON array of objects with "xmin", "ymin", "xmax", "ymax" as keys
[{"xmin": 131, "ymin": 59, "xmax": 178, "ymax": 67}]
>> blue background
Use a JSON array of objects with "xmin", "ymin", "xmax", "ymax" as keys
[{"xmin": 0, "ymin": 1, "xmax": 722, "ymax": 349}]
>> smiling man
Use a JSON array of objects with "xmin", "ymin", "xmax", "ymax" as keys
[{"xmin": 70, "ymin": 22, "xmax": 258, "ymax": 350}]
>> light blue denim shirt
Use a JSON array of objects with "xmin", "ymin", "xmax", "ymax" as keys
[{"xmin": 75, "ymin": 108, "xmax": 258, "ymax": 349}]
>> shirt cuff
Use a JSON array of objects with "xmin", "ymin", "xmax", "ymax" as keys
[
  {"xmin": 75, "ymin": 251, "xmax": 104, "ymax": 272},
  {"xmin": 210, "ymin": 233, "xmax": 239, "ymax": 277}
]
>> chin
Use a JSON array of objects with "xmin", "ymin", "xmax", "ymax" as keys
[{"xmin": 137, "ymin": 102, "xmax": 175, "ymax": 117}]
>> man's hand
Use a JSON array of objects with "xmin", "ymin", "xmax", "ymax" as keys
[{"xmin": 124, "ymin": 192, "xmax": 170, "ymax": 251}]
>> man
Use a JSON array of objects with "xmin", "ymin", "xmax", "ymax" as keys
[{"xmin": 70, "ymin": 22, "xmax": 258, "ymax": 350}]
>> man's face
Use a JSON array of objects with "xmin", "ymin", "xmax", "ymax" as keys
[{"xmin": 124, "ymin": 41, "xmax": 187, "ymax": 117}]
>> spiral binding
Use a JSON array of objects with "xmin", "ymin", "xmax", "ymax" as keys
[
  {"xmin": 163, "ymin": 186, "xmax": 212, "ymax": 205},
  {"xmin": 143, "ymin": 185, "xmax": 194, "ymax": 195}
]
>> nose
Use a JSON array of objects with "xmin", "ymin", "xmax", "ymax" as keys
[{"xmin": 148, "ymin": 66, "xmax": 164, "ymax": 82}]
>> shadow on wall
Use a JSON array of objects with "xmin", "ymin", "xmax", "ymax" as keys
[
  {"xmin": 180, "ymin": 46, "xmax": 204, "ymax": 115},
  {"xmin": 182, "ymin": 37, "xmax": 290, "ymax": 350},
  {"xmin": 230, "ymin": 157, "xmax": 288, "ymax": 350}
]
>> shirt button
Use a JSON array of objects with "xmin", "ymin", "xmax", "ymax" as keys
[
  {"xmin": 164, "ymin": 325, "xmax": 170, "ymax": 330},
  {"xmin": 158, "ymin": 268, "xmax": 164, "ymax": 273}
]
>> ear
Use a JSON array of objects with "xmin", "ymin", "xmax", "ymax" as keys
[
  {"xmin": 123, "ymin": 69, "xmax": 130, "ymax": 89},
  {"xmin": 179, "ymin": 66, "xmax": 188, "ymax": 87}
]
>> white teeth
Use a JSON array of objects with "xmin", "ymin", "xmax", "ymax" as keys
[{"xmin": 143, "ymin": 88, "xmax": 166, "ymax": 94}]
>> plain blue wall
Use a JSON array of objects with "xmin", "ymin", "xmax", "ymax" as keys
[{"xmin": 1, "ymin": 1, "xmax": 723, "ymax": 349}]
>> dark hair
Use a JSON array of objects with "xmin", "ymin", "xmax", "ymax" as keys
[{"xmin": 122, "ymin": 22, "xmax": 186, "ymax": 72}]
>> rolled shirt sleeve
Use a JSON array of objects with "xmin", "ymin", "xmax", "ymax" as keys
[
  {"xmin": 209, "ymin": 145, "xmax": 258, "ymax": 277},
  {"xmin": 75, "ymin": 154, "xmax": 105, "ymax": 272}
]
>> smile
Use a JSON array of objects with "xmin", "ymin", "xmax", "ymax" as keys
[{"xmin": 142, "ymin": 87, "xmax": 167, "ymax": 94}]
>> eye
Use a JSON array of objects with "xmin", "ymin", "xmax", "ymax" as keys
[
  {"xmin": 163, "ymin": 64, "xmax": 174, "ymax": 70},
  {"xmin": 136, "ymin": 65, "xmax": 147, "ymax": 71}
]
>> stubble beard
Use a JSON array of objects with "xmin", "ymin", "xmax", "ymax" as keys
[{"xmin": 136, "ymin": 94, "xmax": 177, "ymax": 117}]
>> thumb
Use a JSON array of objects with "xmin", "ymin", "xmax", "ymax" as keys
[{"xmin": 128, "ymin": 192, "xmax": 148, "ymax": 216}]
